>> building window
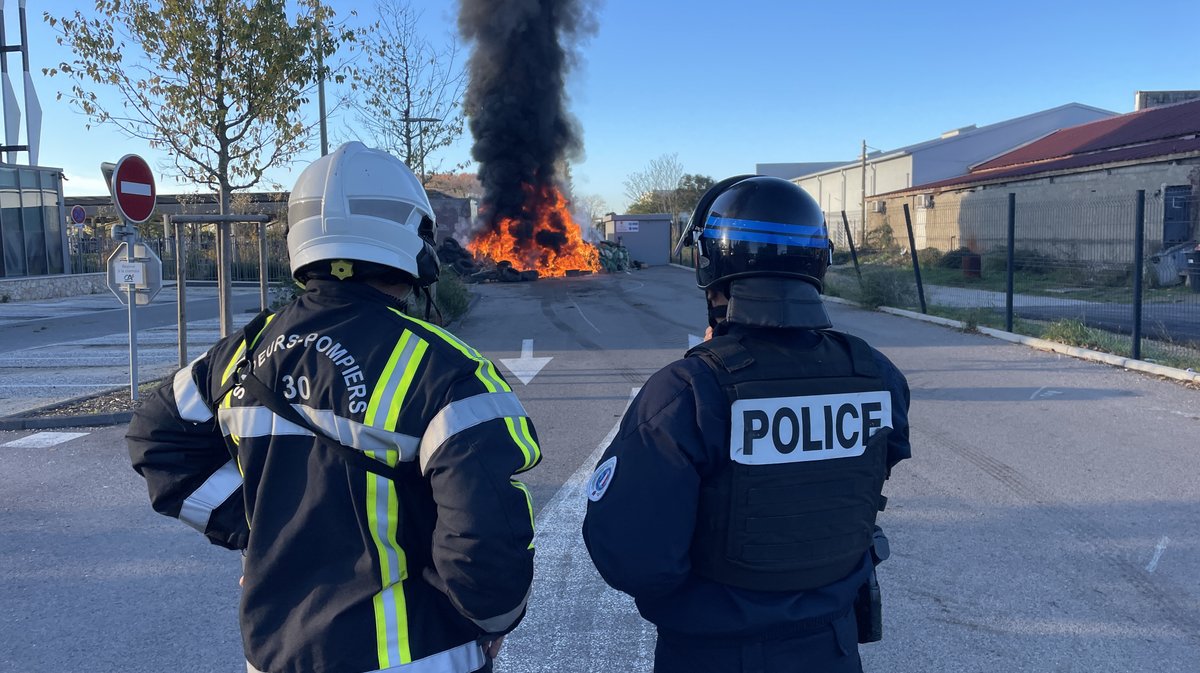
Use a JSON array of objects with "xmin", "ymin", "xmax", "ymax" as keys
[
  {"xmin": 0, "ymin": 166, "xmax": 66, "ymax": 277},
  {"xmin": 1, "ymin": 168, "xmax": 23, "ymax": 276}
]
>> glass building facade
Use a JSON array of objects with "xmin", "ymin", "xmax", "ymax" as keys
[{"xmin": 0, "ymin": 165, "xmax": 67, "ymax": 277}]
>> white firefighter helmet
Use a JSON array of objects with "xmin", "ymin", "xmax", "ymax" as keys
[{"xmin": 287, "ymin": 141, "xmax": 439, "ymax": 286}]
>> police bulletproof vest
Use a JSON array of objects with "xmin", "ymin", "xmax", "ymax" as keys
[{"xmin": 688, "ymin": 330, "xmax": 891, "ymax": 592}]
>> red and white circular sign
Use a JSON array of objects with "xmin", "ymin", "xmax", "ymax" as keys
[{"xmin": 111, "ymin": 154, "xmax": 157, "ymax": 223}]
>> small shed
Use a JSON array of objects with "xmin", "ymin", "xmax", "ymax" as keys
[{"xmin": 600, "ymin": 213, "xmax": 673, "ymax": 266}]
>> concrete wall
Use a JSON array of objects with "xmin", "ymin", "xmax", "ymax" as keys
[
  {"xmin": 873, "ymin": 156, "xmax": 1200, "ymax": 265},
  {"xmin": 796, "ymin": 155, "xmax": 913, "ymax": 216},
  {"xmin": 0, "ymin": 272, "xmax": 108, "ymax": 302}
]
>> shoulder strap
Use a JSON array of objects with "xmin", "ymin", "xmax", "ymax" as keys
[
  {"xmin": 212, "ymin": 309, "xmax": 274, "ymax": 405},
  {"xmin": 237, "ymin": 370, "xmax": 407, "ymax": 481},
  {"xmin": 821, "ymin": 330, "xmax": 881, "ymax": 378},
  {"xmin": 686, "ymin": 334, "xmax": 755, "ymax": 373}
]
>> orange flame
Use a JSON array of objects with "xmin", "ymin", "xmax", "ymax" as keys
[{"xmin": 468, "ymin": 184, "xmax": 600, "ymax": 277}]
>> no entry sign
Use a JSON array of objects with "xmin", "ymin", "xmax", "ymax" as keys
[{"xmin": 111, "ymin": 154, "xmax": 157, "ymax": 223}]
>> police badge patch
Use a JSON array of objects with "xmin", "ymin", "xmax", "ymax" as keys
[{"xmin": 588, "ymin": 456, "xmax": 617, "ymax": 502}]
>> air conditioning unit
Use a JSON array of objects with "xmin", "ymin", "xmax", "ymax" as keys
[
  {"xmin": 916, "ymin": 194, "xmax": 934, "ymax": 209},
  {"xmin": 870, "ymin": 200, "xmax": 885, "ymax": 213}
]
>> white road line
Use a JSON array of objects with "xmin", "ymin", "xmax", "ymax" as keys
[
  {"xmin": 1145, "ymin": 536, "xmax": 1170, "ymax": 573},
  {"xmin": 500, "ymin": 387, "xmax": 652, "ymax": 672},
  {"xmin": 3, "ymin": 432, "xmax": 90, "ymax": 448},
  {"xmin": 573, "ymin": 303, "xmax": 601, "ymax": 333}
]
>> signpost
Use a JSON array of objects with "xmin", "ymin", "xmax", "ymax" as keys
[{"xmin": 102, "ymin": 155, "xmax": 157, "ymax": 400}]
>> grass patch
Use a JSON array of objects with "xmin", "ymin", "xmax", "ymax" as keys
[
  {"xmin": 859, "ymin": 268, "xmax": 917, "ymax": 309},
  {"xmin": 1040, "ymin": 319, "xmax": 1130, "ymax": 353},
  {"xmin": 432, "ymin": 268, "xmax": 471, "ymax": 323}
]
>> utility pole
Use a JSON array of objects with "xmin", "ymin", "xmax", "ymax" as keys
[
  {"xmin": 316, "ymin": 0, "xmax": 328, "ymax": 156},
  {"xmin": 860, "ymin": 139, "xmax": 868, "ymax": 242},
  {"xmin": 401, "ymin": 115, "xmax": 440, "ymax": 182}
]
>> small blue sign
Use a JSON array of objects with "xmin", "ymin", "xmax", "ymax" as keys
[{"xmin": 70, "ymin": 205, "xmax": 86, "ymax": 225}]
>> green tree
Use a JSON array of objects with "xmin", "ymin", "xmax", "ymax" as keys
[
  {"xmin": 675, "ymin": 173, "xmax": 715, "ymax": 212},
  {"xmin": 44, "ymin": 0, "xmax": 350, "ymax": 215}
]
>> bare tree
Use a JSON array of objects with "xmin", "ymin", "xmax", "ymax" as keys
[
  {"xmin": 623, "ymin": 153, "xmax": 685, "ymax": 214},
  {"xmin": 572, "ymin": 193, "xmax": 608, "ymax": 225},
  {"xmin": 354, "ymin": 0, "xmax": 467, "ymax": 183}
]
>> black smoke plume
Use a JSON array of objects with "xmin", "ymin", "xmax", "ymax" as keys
[{"xmin": 459, "ymin": 0, "xmax": 594, "ymax": 257}]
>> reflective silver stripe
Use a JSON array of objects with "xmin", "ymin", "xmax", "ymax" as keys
[
  {"xmin": 469, "ymin": 585, "xmax": 531, "ymax": 633},
  {"xmin": 218, "ymin": 406, "xmax": 314, "ymax": 439},
  {"xmin": 419, "ymin": 392, "xmax": 529, "ymax": 472},
  {"xmin": 373, "ymin": 465, "xmax": 405, "ymax": 664},
  {"xmin": 173, "ymin": 359, "xmax": 213, "ymax": 423},
  {"xmin": 367, "ymin": 333, "xmax": 420, "ymax": 430},
  {"xmin": 179, "ymin": 459, "xmax": 242, "ymax": 533},
  {"xmin": 293, "ymin": 406, "xmax": 420, "ymax": 459},
  {"xmin": 217, "ymin": 406, "xmax": 420, "ymax": 459},
  {"xmin": 367, "ymin": 640, "xmax": 485, "ymax": 673}
]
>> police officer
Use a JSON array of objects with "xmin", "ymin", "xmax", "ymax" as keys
[
  {"xmin": 582, "ymin": 176, "xmax": 910, "ymax": 673},
  {"xmin": 127, "ymin": 142, "xmax": 541, "ymax": 673}
]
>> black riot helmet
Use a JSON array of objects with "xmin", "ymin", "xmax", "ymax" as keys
[{"xmin": 682, "ymin": 176, "xmax": 830, "ymax": 291}]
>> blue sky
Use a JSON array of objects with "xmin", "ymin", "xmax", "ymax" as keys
[{"xmin": 15, "ymin": 0, "xmax": 1200, "ymax": 212}]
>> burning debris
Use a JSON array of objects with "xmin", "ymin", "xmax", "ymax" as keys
[{"xmin": 459, "ymin": 0, "xmax": 598, "ymax": 278}]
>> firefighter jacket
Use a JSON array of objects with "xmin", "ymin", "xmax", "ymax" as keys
[
  {"xmin": 582, "ymin": 324, "xmax": 909, "ymax": 642},
  {"xmin": 127, "ymin": 280, "xmax": 541, "ymax": 673}
]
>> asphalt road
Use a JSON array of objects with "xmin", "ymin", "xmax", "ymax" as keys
[
  {"xmin": 1, "ymin": 266, "xmax": 1197, "ymax": 672},
  {"xmin": 0, "ymin": 288, "xmax": 263, "ymax": 417}
]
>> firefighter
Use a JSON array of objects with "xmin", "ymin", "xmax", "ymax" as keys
[
  {"xmin": 582, "ymin": 176, "xmax": 911, "ymax": 673},
  {"xmin": 127, "ymin": 142, "xmax": 540, "ymax": 673}
]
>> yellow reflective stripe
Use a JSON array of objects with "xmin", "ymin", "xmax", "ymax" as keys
[
  {"xmin": 220, "ymin": 341, "xmax": 246, "ymax": 386},
  {"xmin": 516, "ymin": 416, "xmax": 540, "ymax": 469},
  {"xmin": 366, "ymin": 332, "xmax": 413, "ymax": 426},
  {"xmin": 368, "ymin": 452, "xmax": 410, "ymax": 667},
  {"xmin": 512, "ymin": 480, "xmax": 535, "ymax": 550},
  {"xmin": 503, "ymin": 417, "xmax": 534, "ymax": 471},
  {"xmin": 386, "ymin": 339, "xmax": 428, "ymax": 431},
  {"xmin": 219, "ymin": 314, "xmax": 276, "ymax": 385},
  {"xmin": 388, "ymin": 308, "xmax": 511, "ymax": 393}
]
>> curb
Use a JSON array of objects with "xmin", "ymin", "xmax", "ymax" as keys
[
  {"xmin": 0, "ymin": 411, "xmax": 135, "ymax": 432},
  {"xmin": 865, "ymin": 303, "xmax": 1200, "ymax": 385},
  {"xmin": 0, "ymin": 380, "xmax": 160, "ymax": 432}
]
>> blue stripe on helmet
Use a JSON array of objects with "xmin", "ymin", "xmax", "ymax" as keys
[
  {"xmin": 704, "ymin": 215, "xmax": 826, "ymax": 238},
  {"xmin": 714, "ymin": 228, "xmax": 829, "ymax": 248}
]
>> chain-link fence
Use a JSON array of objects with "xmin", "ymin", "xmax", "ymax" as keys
[
  {"xmin": 825, "ymin": 191, "xmax": 1200, "ymax": 370},
  {"xmin": 69, "ymin": 219, "xmax": 291, "ymax": 284}
]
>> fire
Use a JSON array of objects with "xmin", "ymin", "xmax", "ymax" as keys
[{"xmin": 468, "ymin": 184, "xmax": 600, "ymax": 277}]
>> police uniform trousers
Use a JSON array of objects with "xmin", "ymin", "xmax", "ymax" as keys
[{"xmin": 652, "ymin": 611, "xmax": 861, "ymax": 673}]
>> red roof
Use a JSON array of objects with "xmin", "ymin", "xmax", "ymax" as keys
[
  {"xmin": 903, "ymin": 137, "xmax": 1200, "ymax": 193},
  {"xmin": 974, "ymin": 98, "xmax": 1200, "ymax": 171},
  {"xmin": 881, "ymin": 99, "xmax": 1200, "ymax": 196}
]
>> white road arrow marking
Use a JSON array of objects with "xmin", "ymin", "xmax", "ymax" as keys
[
  {"xmin": 688, "ymin": 333, "xmax": 703, "ymax": 348},
  {"xmin": 120, "ymin": 180, "xmax": 152, "ymax": 196},
  {"xmin": 500, "ymin": 339, "xmax": 553, "ymax": 385}
]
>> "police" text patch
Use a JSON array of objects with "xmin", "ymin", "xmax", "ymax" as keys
[{"xmin": 730, "ymin": 391, "xmax": 892, "ymax": 465}]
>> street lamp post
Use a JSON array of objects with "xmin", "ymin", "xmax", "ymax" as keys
[{"xmin": 400, "ymin": 114, "xmax": 440, "ymax": 182}]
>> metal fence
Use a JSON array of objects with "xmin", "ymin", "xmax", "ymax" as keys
[
  {"xmin": 69, "ymin": 220, "xmax": 291, "ymax": 284},
  {"xmin": 825, "ymin": 191, "xmax": 1200, "ymax": 370}
]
